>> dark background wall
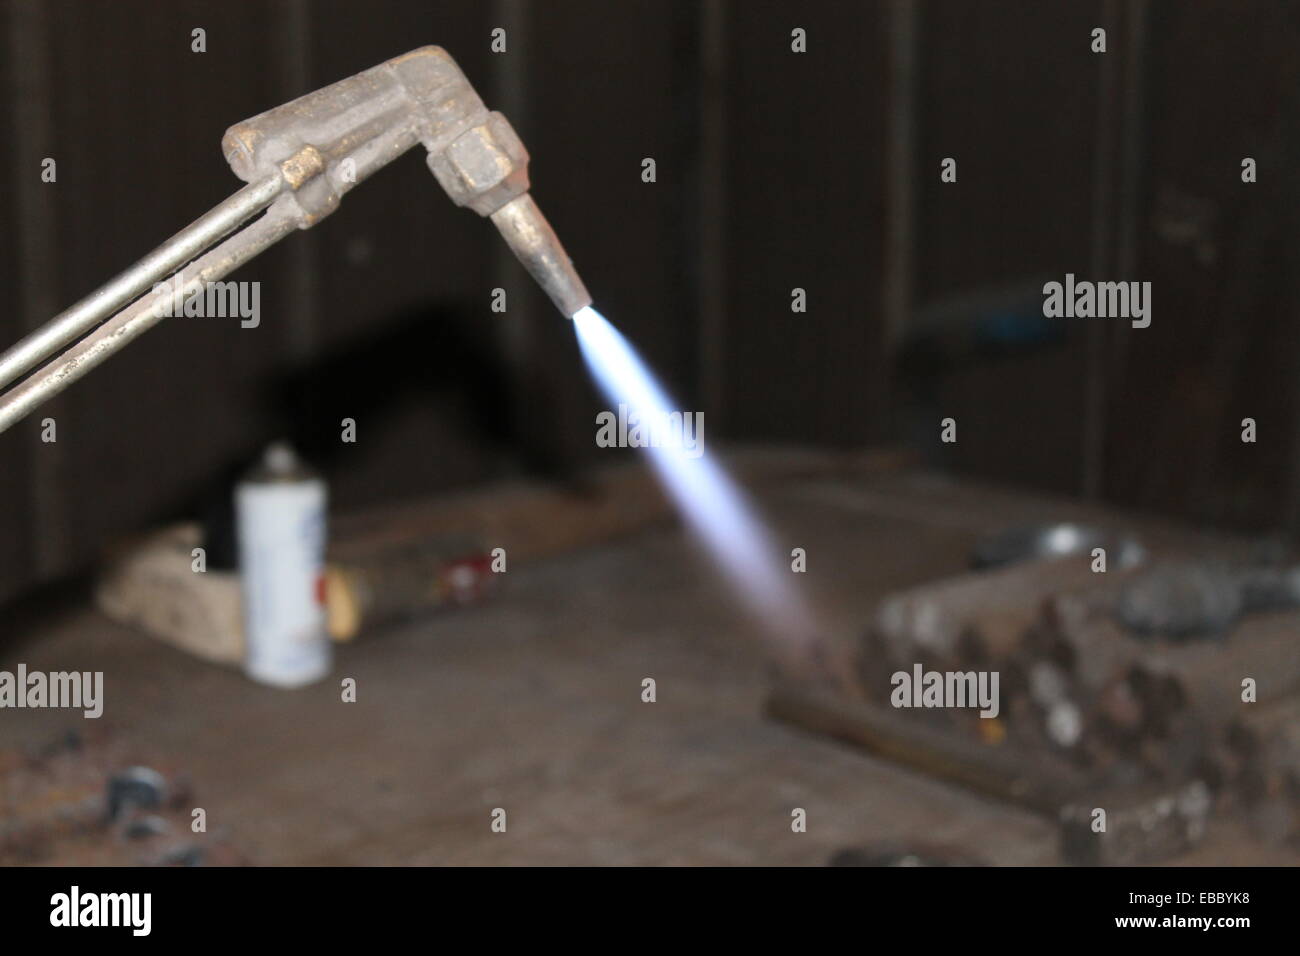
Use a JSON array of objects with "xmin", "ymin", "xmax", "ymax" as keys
[{"xmin": 2, "ymin": 0, "xmax": 1299, "ymax": 606}]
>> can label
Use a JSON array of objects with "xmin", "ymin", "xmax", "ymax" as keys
[{"xmin": 237, "ymin": 478, "xmax": 330, "ymax": 687}]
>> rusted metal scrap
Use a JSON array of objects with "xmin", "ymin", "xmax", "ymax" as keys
[
  {"xmin": 775, "ymin": 552, "xmax": 1300, "ymax": 864},
  {"xmin": 1059, "ymin": 780, "xmax": 1212, "ymax": 867},
  {"xmin": 0, "ymin": 730, "xmax": 246, "ymax": 866}
]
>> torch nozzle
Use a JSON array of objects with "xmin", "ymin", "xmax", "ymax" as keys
[{"xmin": 490, "ymin": 195, "xmax": 592, "ymax": 318}]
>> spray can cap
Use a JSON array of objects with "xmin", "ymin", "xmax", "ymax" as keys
[
  {"xmin": 263, "ymin": 441, "xmax": 299, "ymax": 474},
  {"xmin": 245, "ymin": 440, "xmax": 316, "ymax": 483}
]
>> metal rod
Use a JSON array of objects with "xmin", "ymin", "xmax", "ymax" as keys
[
  {"xmin": 0, "ymin": 199, "xmax": 298, "ymax": 435},
  {"xmin": 0, "ymin": 176, "xmax": 282, "ymax": 392}
]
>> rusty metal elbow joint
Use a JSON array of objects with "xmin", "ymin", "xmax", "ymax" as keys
[{"xmin": 221, "ymin": 46, "xmax": 590, "ymax": 316}]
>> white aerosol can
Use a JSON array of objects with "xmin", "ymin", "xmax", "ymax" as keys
[{"xmin": 236, "ymin": 441, "xmax": 330, "ymax": 687}]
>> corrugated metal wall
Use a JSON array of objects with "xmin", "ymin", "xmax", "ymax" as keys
[{"xmin": 2, "ymin": 0, "xmax": 1297, "ymax": 607}]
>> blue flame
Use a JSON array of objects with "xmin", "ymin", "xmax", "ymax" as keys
[{"xmin": 572, "ymin": 306, "xmax": 814, "ymax": 641}]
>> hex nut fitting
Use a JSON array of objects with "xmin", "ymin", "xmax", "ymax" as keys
[{"xmin": 427, "ymin": 112, "xmax": 531, "ymax": 217}]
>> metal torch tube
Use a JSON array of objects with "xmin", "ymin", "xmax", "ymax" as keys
[
  {"xmin": 0, "ymin": 199, "xmax": 299, "ymax": 435},
  {"xmin": 489, "ymin": 194, "xmax": 591, "ymax": 318},
  {"xmin": 0, "ymin": 176, "xmax": 282, "ymax": 392}
]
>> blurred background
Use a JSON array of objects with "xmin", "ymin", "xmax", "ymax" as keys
[
  {"xmin": 4, "ymin": 0, "xmax": 1300, "ymax": 595},
  {"xmin": 2, "ymin": 0, "xmax": 1299, "ymax": 867}
]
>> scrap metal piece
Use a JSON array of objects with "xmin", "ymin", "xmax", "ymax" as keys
[
  {"xmin": 972, "ymin": 522, "xmax": 1145, "ymax": 570},
  {"xmin": 829, "ymin": 842, "xmax": 988, "ymax": 867},
  {"xmin": 1117, "ymin": 561, "xmax": 1300, "ymax": 637},
  {"xmin": 105, "ymin": 766, "xmax": 167, "ymax": 823},
  {"xmin": 123, "ymin": 816, "xmax": 170, "ymax": 840},
  {"xmin": 1058, "ymin": 779, "xmax": 1211, "ymax": 866},
  {"xmin": 766, "ymin": 682, "xmax": 1087, "ymax": 815}
]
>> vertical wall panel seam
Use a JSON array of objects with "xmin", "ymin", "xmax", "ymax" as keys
[
  {"xmin": 8, "ymin": 0, "xmax": 68, "ymax": 578},
  {"xmin": 698, "ymin": 0, "xmax": 727, "ymax": 431}
]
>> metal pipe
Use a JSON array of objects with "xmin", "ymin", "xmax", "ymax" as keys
[
  {"xmin": 0, "ymin": 176, "xmax": 282, "ymax": 392},
  {"xmin": 0, "ymin": 200, "xmax": 299, "ymax": 434}
]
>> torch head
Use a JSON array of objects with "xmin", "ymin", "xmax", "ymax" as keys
[
  {"xmin": 424, "ymin": 110, "xmax": 592, "ymax": 319},
  {"xmin": 221, "ymin": 46, "xmax": 590, "ymax": 318}
]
